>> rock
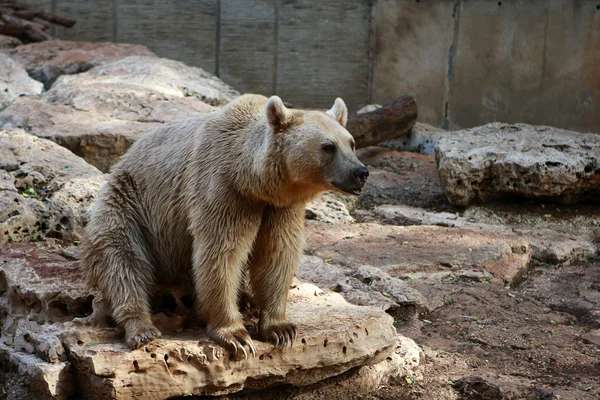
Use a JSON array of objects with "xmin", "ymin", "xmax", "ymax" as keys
[
  {"xmin": 0, "ymin": 54, "xmax": 43, "ymax": 111},
  {"xmin": 0, "ymin": 35, "xmax": 22, "ymax": 50},
  {"xmin": 0, "ymin": 129, "xmax": 103, "ymax": 245},
  {"xmin": 0, "ymin": 244, "xmax": 399, "ymax": 399},
  {"xmin": 375, "ymin": 204, "xmax": 598, "ymax": 264},
  {"xmin": 356, "ymin": 148, "xmax": 447, "ymax": 210},
  {"xmin": 53, "ymin": 55, "xmax": 239, "ymax": 106},
  {"xmin": 452, "ymin": 376, "xmax": 505, "ymax": 399},
  {"xmin": 581, "ymin": 329, "xmax": 600, "ymax": 347},
  {"xmin": 435, "ymin": 123, "xmax": 600, "ymax": 206},
  {"xmin": 380, "ymin": 122, "xmax": 449, "ymax": 155},
  {"xmin": 297, "ymin": 256, "xmax": 428, "ymax": 319},
  {"xmin": 0, "ymin": 55, "xmax": 237, "ymax": 171},
  {"xmin": 213, "ymin": 334, "xmax": 422, "ymax": 400},
  {"xmin": 0, "ymin": 343, "xmax": 73, "ymax": 400},
  {"xmin": 2, "ymin": 40, "xmax": 157, "ymax": 89},
  {"xmin": 306, "ymin": 222, "xmax": 532, "ymax": 285},
  {"xmin": 305, "ymin": 192, "xmax": 357, "ymax": 223}
]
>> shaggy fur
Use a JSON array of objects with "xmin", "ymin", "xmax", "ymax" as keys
[{"xmin": 82, "ymin": 94, "xmax": 368, "ymax": 354}]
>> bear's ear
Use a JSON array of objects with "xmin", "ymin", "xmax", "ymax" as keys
[
  {"xmin": 265, "ymin": 95, "xmax": 291, "ymax": 133},
  {"xmin": 326, "ymin": 97, "xmax": 348, "ymax": 127}
]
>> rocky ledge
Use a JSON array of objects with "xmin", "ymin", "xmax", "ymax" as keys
[
  {"xmin": 435, "ymin": 123, "xmax": 600, "ymax": 206},
  {"xmin": 0, "ymin": 244, "xmax": 404, "ymax": 399}
]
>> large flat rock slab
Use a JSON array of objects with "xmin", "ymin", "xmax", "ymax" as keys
[
  {"xmin": 0, "ymin": 54, "xmax": 43, "ymax": 111},
  {"xmin": 0, "ymin": 129, "xmax": 102, "ymax": 245},
  {"xmin": 0, "ymin": 244, "xmax": 398, "ymax": 399},
  {"xmin": 1, "ymin": 40, "xmax": 157, "ymax": 89},
  {"xmin": 435, "ymin": 123, "xmax": 600, "ymax": 206},
  {"xmin": 375, "ymin": 204, "xmax": 599, "ymax": 264},
  {"xmin": 305, "ymin": 222, "xmax": 531, "ymax": 285},
  {"xmin": 0, "ymin": 56, "xmax": 236, "ymax": 171}
]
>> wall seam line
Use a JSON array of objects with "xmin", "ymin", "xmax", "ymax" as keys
[
  {"xmin": 215, "ymin": 0, "xmax": 222, "ymax": 77},
  {"xmin": 273, "ymin": 0, "xmax": 280, "ymax": 95},
  {"xmin": 442, "ymin": 0, "xmax": 462, "ymax": 130}
]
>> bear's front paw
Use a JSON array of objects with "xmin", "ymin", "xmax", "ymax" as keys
[
  {"xmin": 125, "ymin": 320, "xmax": 162, "ymax": 350},
  {"xmin": 209, "ymin": 325, "xmax": 257, "ymax": 359},
  {"xmin": 259, "ymin": 320, "xmax": 297, "ymax": 349}
]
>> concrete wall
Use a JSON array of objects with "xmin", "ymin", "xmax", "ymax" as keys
[
  {"xmin": 21, "ymin": 0, "xmax": 600, "ymax": 133},
  {"xmin": 372, "ymin": 0, "xmax": 600, "ymax": 133}
]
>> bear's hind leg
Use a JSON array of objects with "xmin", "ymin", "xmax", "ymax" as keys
[
  {"xmin": 83, "ymin": 189, "xmax": 161, "ymax": 349},
  {"xmin": 248, "ymin": 205, "xmax": 304, "ymax": 348}
]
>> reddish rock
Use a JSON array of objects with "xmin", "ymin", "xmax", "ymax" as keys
[
  {"xmin": 2, "ymin": 40, "xmax": 157, "ymax": 88},
  {"xmin": 305, "ymin": 222, "xmax": 531, "ymax": 285}
]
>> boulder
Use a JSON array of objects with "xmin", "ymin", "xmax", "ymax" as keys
[
  {"xmin": 53, "ymin": 55, "xmax": 239, "ymax": 106},
  {"xmin": 305, "ymin": 192, "xmax": 358, "ymax": 223},
  {"xmin": 0, "ymin": 35, "xmax": 22, "ymax": 50},
  {"xmin": 0, "ymin": 55, "xmax": 238, "ymax": 171},
  {"xmin": 298, "ymin": 256, "xmax": 429, "ymax": 319},
  {"xmin": 0, "ymin": 244, "xmax": 400, "ymax": 399},
  {"xmin": 0, "ymin": 54, "xmax": 43, "ymax": 111},
  {"xmin": 2, "ymin": 40, "xmax": 157, "ymax": 89},
  {"xmin": 0, "ymin": 129, "xmax": 102, "ymax": 245},
  {"xmin": 435, "ymin": 123, "xmax": 600, "ymax": 206},
  {"xmin": 305, "ymin": 222, "xmax": 531, "ymax": 285}
]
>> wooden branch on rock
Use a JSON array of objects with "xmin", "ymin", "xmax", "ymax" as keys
[
  {"xmin": 285, "ymin": 96, "xmax": 418, "ymax": 148},
  {"xmin": 348, "ymin": 96, "xmax": 418, "ymax": 149},
  {"xmin": 0, "ymin": 1, "xmax": 75, "ymax": 43}
]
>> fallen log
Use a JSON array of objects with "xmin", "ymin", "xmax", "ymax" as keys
[
  {"xmin": 285, "ymin": 96, "xmax": 418, "ymax": 148},
  {"xmin": 348, "ymin": 96, "xmax": 418, "ymax": 148},
  {"xmin": 0, "ymin": 1, "xmax": 75, "ymax": 43}
]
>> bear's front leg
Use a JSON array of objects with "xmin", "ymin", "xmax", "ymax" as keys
[
  {"xmin": 190, "ymin": 200, "xmax": 263, "ymax": 358},
  {"xmin": 248, "ymin": 205, "xmax": 305, "ymax": 348}
]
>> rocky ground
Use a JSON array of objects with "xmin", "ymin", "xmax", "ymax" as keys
[{"xmin": 1, "ymin": 36, "xmax": 600, "ymax": 400}]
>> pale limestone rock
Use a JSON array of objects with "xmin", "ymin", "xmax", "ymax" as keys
[
  {"xmin": 0, "ymin": 129, "xmax": 102, "ymax": 244},
  {"xmin": 305, "ymin": 192, "xmax": 358, "ymax": 223},
  {"xmin": 0, "ymin": 244, "xmax": 401, "ymax": 399},
  {"xmin": 435, "ymin": 123, "xmax": 600, "ymax": 206},
  {"xmin": 0, "ymin": 55, "xmax": 237, "ymax": 171},
  {"xmin": 0, "ymin": 53, "xmax": 43, "ymax": 111}
]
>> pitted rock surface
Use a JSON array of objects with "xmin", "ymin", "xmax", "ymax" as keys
[
  {"xmin": 435, "ymin": 123, "xmax": 600, "ymax": 206},
  {"xmin": 0, "ymin": 53, "xmax": 43, "ymax": 111},
  {"xmin": 2, "ymin": 40, "xmax": 157, "ymax": 89},
  {"xmin": 0, "ymin": 129, "xmax": 102, "ymax": 245},
  {"xmin": 0, "ymin": 244, "xmax": 400, "ymax": 400},
  {"xmin": 305, "ymin": 192, "xmax": 358, "ymax": 224},
  {"xmin": 0, "ymin": 55, "xmax": 237, "ymax": 171}
]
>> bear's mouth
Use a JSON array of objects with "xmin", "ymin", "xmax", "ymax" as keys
[{"xmin": 349, "ymin": 188, "xmax": 363, "ymax": 195}]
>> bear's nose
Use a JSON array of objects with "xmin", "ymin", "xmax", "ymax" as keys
[{"xmin": 355, "ymin": 166, "xmax": 369, "ymax": 184}]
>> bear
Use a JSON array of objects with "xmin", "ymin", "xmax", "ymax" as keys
[{"xmin": 82, "ymin": 94, "xmax": 369, "ymax": 356}]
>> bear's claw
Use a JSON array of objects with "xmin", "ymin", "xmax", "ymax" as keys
[
  {"xmin": 260, "ymin": 321, "xmax": 297, "ymax": 349},
  {"xmin": 125, "ymin": 321, "xmax": 162, "ymax": 350},
  {"xmin": 210, "ymin": 326, "xmax": 256, "ymax": 359}
]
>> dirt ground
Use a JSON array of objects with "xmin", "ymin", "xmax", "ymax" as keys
[{"xmin": 352, "ymin": 148, "xmax": 600, "ymax": 400}]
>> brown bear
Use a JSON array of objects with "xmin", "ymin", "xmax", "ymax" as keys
[{"xmin": 82, "ymin": 94, "xmax": 369, "ymax": 356}]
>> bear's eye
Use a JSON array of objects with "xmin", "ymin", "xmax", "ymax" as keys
[
  {"xmin": 350, "ymin": 141, "xmax": 356, "ymax": 151},
  {"xmin": 322, "ymin": 143, "xmax": 337, "ymax": 154}
]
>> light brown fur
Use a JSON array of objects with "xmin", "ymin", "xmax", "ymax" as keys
[{"xmin": 82, "ymin": 94, "xmax": 368, "ymax": 354}]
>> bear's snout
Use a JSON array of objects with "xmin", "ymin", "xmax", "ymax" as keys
[{"xmin": 355, "ymin": 166, "xmax": 369, "ymax": 186}]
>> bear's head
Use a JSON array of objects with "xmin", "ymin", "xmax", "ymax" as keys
[{"xmin": 265, "ymin": 96, "xmax": 369, "ymax": 196}]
